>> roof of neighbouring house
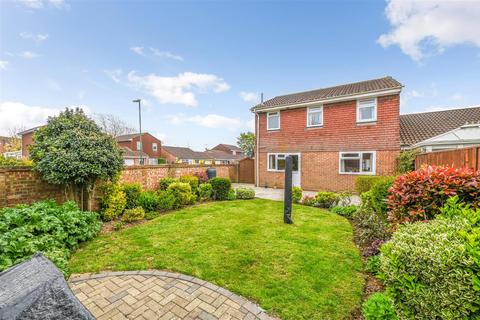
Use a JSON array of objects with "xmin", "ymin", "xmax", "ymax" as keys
[
  {"xmin": 212, "ymin": 144, "xmax": 242, "ymax": 152},
  {"xmin": 115, "ymin": 133, "xmax": 146, "ymax": 142},
  {"xmin": 251, "ymin": 76, "xmax": 402, "ymax": 111},
  {"xmin": 400, "ymin": 106, "xmax": 480, "ymax": 147},
  {"xmin": 18, "ymin": 125, "xmax": 44, "ymax": 136},
  {"xmin": 162, "ymin": 146, "xmax": 208, "ymax": 159},
  {"xmin": 204, "ymin": 150, "xmax": 245, "ymax": 160},
  {"xmin": 120, "ymin": 146, "xmax": 149, "ymax": 158}
]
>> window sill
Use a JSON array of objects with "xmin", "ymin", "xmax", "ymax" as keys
[
  {"xmin": 267, "ymin": 128, "xmax": 280, "ymax": 132},
  {"xmin": 356, "ymin": 120, "xmax": 377, "ymax": 125},
  {"xmin": 306, "ymin": 124, "xmax": 323, "ymax": 129},
  {"xmin": 339, "ymin": 172, "xmax": 376, "ymax": 175}
]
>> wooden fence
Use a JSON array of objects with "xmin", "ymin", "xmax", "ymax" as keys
[
  {"xmin": 237, "ymin": 158, "xmax": 255, "ymax": 184},
  {"xmin": 415, "ymin": 146, "xmax": 480, "ymax": 171}
]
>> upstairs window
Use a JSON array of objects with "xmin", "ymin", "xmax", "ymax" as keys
[
  {"xmin": 152, "ymin": 143, "xmax": 158, "ymax": 152},
  {"xmin": 267, "ymin": 112, "xmax": 280, "ymax": 130},
  {"xmin": 136, "ymin": 141, "xmax": 142, "ymax": 150},
  {"xmin": 357, "ymin": 98, "xmax": 377, "ymax": 123},
  {"xmin": 339, "ymin": 151, "xmax": 376, "ymax": 174},
  {"xmin": 307, "ymin": 106, "xmax": 323, "ymax": 127}
]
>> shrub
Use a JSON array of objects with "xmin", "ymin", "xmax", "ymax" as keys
[
  {"xmin": 157, "ymin": 190, "xmax": 176, "ymax": 211},
  {"xmin": 122, "ymin": 207, "xmax": 145, "ymax": 222},
  {"xmin": 370, "ymin": 177, "xmax": 395, "ymax": 217},
  {"xmin": 145, "ymin": 211, "xmax": 160, "ymax": 220},
  {"xmin": 302, "ymin": 195, "xmax": 316, "ymax": 206},
  {"xmin": 227, "ymin": 189, "xmax": 237, "ymax": 200},
  {"xmin": 355, "ymin": 176, "xmax": 394, "ymax": 195},
  {"xmin": 138, "ymin": 191, "xmax": 160, "ymax": 212},
  {"xmin": 379, "ymin": 212, "xmax": 480, "ymax": 319},
  {"xmin": 99, "ymin": 182, "xmax": 126, "ymax": 221},
  {"xmin": 0, "ymin": 155, "xmax": 31, "ymax": 167},
  {"xmin": 113, "ymin": 221, "xmax": 124, "ymax": 230},
  {"xmin": 179, "ymin": 175, "xmax": 199, "ymax": 191},
  {"xmin": 0, "ymin": 200, "xmax": 101, "ymax": 274},
  {"xmin": 366, "ymin": 255, "xmax": 381, "ymax": 275},
  {"xmin": 362, "ymin": 293, "xmax": 398, "ymax": 320},
  {"xmin": 193, "ymin": 171, "xmax": 209, "ymax": 184},
  {"xmin": 235, "ymin": 187, "xmax": 255, "ymax": 199},
  {"xmin": 338, "ymin": 191, "xmax": 352, "ymax": 206},
  {"xmin": 397, "ymin": 149, "xmax": 419, "ymax": 174},
  {"xmin": 292, "ymin": 186, "xmax": 302, "ymax": 203},
  {"xmin": 198, "ymin": 183, "xmax": 213, "ymax": 201},
  {"xmin": 360, "ymin": 190, "xmax": 375, "ymax": 212},
  {"xmin": 315, "ymin": 191, "xmax": 340, "ymax": 208},
  {"xmin": 122, "ymin": 183, "xmax": 142, "ymax": 209},
  {"xmin": 168, "ymin": 182, "xmax": 195, "ymax": 207},
  {"xmin": 330, "ymin": 205, "xmax": 358, "ymax": 218},
  {"xmin": 209, "ymin": 177, "xmax": 231, "ymax": 200},
  {"xmin": 159, "ymin": 177, "xmax": 177, "ymax": 190},
  {"xmin": 387, "ymin": 166, "xmax": 480, "ymax": 226},
  {"xmin": 157, "ymin": 157, "xmax": 167, "ymax": 164},
  {"xmin": 352, "ymin": 209, "xmax": 391, "ymax": 254}
]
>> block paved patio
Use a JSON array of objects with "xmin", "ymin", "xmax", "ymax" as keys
[{"xmin": 69, "ymin": 270, "xmax": 276, "ymax": 320}]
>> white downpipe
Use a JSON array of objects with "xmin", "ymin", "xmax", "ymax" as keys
[{"xmin": 255, "ymin": 112, "xmax": 260, "ymax": 187}]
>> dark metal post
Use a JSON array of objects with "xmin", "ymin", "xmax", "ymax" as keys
[{"xmin": 284, "ymin": 155, "xmax": 293, "ymax": 224}]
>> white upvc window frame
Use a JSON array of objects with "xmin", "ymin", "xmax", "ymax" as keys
[
  {"xmin": 267, "ymin": 153, "xmax": 301, "ymax": 172},
  {"xmin": 152, "ymin": 142, "xmax": 158, "ymax": 152},
  {"xmin": 339, "ymin": 151, "xmax": 376, "ymax": 175},
  {"xmin": 356, "ymin": 98, "xmax": 377, "ymax": 123},
  {"xmin": 267, "ymin": 111, "xmax": 280, "ymax": 131},
  {"xmin": 306, "ymin": 105, "xmax": 323, "ymax": 127},
  {"xmin": 136, "ymin": 141, "xmax": 142, "ymax": 150}
]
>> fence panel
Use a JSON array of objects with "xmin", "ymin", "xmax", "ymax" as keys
[
  {"xmin": 237, "ymin": 158, "xmax": 255, "ymax": 184},
  {"xmin": 415, "ymin": 146, "xmax": 479, "ymax": 171}
]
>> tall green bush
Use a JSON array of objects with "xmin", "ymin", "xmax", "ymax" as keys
[
  {"xmin": 157, "ymin": 190, "xmax": 176, "ymax": 210},
  {"xmin": 99, "ymin": 182, "xmax": 126, "ymax": 221},
  {"xmin": 122, "ymin": 183, "xmax": 142, "ymax": 209},
  {"xmin": 138, "ymin": 191, "xmax": 160, "ymax": 212},
  {"xmin": 355, "ymin": 176, "xmax": 395, "ymax": 195},
  {"xmin": 397, "ymin": 149, "xmax": 419, "ymax": 174},
  {"xmin": 179, "ymin": 175, "xmax": 199, "ymax": 192},
  {"xmin": 370, "ymin": 177, "xmax": 395, "ymax": 216},
  {"xmin": 159, "ymin": 177, "xmax": 177, "ymax": 190},
  {"xmin": 209, "ymin": 177, "xmax": 231, "ymax": 200},
  {"xmin": 167, "ymin": 182, "xmax": 195, "ymax": 207},
  {"xmin": 198, "ymin": 183, "xmax": 213, "ymax": 201}
]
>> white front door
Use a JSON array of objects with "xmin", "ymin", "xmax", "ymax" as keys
[{"xmin": 290, "ymin": 154, "xmax": 301, "ymax": 187}]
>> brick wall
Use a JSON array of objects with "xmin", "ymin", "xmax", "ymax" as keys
[
  {"xmin": 257, "ymin": 150, "xmax": 399, "ymax": 192},
  {"xmin": 0, "ymin": 164, "xmax": 238, "ymax": 208}
]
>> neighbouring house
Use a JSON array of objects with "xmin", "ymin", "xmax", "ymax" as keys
[
  {"xmin": 211, "ymin": 144, "xmax": 244, "ymax": 157},
  {"xmin": 400, "ymin": 106, "xmax": 480, "ymax": 151},
  {"xmin": 19, "ymin": 126, "xmax": 43, "ymax": 159},
  {"xmin": 116, "ymin": 133, "xmax": 162, "ymax": 165},
  {"xmin": 161, "ymin": 145, "xmax": 245, "ymax": 165},
  {"xmin": 251, "ymin": 76, "xmax": 403, "ymax": 191},
  {"xmin": 120, "ymin": 147, "xmax": 150, "ymax": 166}
]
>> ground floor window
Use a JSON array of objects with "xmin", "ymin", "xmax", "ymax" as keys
[
  {"xmin": 268, "ymin": 153, "xmax": 299, "ymax": 171},
  {"xmin": 339, "ymin": 151, "xmax": 375, "ymax": 174}
]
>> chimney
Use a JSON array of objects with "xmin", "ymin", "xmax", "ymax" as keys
[{"xmin": 261, "ymin": 92, "xmax": 264, "ymax": 104}]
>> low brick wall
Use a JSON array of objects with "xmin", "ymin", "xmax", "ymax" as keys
[{"xmin": 0, "ymin": 164, "xmax": 238, "ymax": 208}]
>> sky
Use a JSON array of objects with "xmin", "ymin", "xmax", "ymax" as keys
[{"xmin": 1, "ymin": 0, "xmax": 479, "ymax": 150}]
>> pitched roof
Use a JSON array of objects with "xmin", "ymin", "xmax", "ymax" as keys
[
  {"xmin": 252, "ymin": 76, "xmax": 402, "ymax": 111},
  {"xmin": 204, "ymin": 150, "xmax": 245, "ymax": 160},
  {"xmin": 115, "ymin": 133, "xmax": 145, "ymax": 142},
  {"xmin": 120, "ymin": 146, "xmax": 149, "ymax": 158},
  {"xmin": 400, "ymin": 106, "xmax": 480, "ymax": 147},
  {"xmin": 162, "ymin": 146, "xmax": 208, "ymax": 159},
  {"xmin": 212, "ymin": 144, "xmax": 242, "ymax": 152}
]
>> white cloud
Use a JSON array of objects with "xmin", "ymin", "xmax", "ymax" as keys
[
  {"xmin": 150, "ymin": 48, "xmax": 183, "ymax": 61},
  {"xmin": 20, "ymin": 32, "xmax": 49, "ymax": 42},
  {"xmin": 127, "ymin": 71, "xmax": 230, "ymax": 106},
  {"xmin": 0, "ymin": 61, "xmax": 8, "ymax": 70},
  {"xmin": 0, "ymin": 102, "xmax": 61, "ymax": 135},
  {"xmin": 48, "ymin": 0, "xmax": 66, "ymax": 8},
  {"xmin": 240, "ymin": 91, "xmax": 259, "ymax": 103},
  {"xmin": 21, "ymin": 51, "xmax": 40, "ymax": 59},
  {"xmin": 378, "ymin": 0, "xmax": 480, "ymax": 61},
  {"xmin": 17, "ymin": 0, "xmax": 67, "ymax": 9},
  {"xmin": 130, "ymin": 46, "xmax": 145, "ymax": 56},
  {"xmin": 104, "ymin": 69, "xmax": 123, "ymax": 83},
  {"xmin": 167, "ymin": 113, "xmax": 243, "ymax": 131}
]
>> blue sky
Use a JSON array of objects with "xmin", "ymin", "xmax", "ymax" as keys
[{"xmin": 1, "ymin": 0, "xmax": 479, "ymax": 149}]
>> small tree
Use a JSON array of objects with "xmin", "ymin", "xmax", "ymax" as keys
[
  {"xmin": 237, "ymin": 132, "xmax": 255, "ymax": 157},
  {"xmin": 30, "ymin": 108, "xmax": 123, "ymax": 210}
]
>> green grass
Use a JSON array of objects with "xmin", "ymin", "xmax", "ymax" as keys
[{"xmin": 69, "ymin": 199, "xmax": 363, "ymax": 319}]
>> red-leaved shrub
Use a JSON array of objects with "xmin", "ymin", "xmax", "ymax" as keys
[
  {"xmin": 387, "ymin": 165, "xmax": 480, "ymax": 226},
  {"xmin": 193, "ymin": 171, "xmax": 208, "ymax": 184}
]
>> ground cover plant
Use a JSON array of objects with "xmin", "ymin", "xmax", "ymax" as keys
[
  {"xmin": 69, "ymin": 199, "xmax": 363, "ymax": 320},
  {"xmin": 0, "ymin": 200, "xmax": 101, "ymax": 274}
]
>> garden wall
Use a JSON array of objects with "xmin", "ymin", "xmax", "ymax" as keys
[{"xmin": 0, "ymin": 164, "xmax": 238, "ymax": 208}]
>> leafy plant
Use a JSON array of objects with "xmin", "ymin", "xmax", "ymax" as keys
[
  {"xmin": 99, "ymin": 182, "xmax": 126, "ymax": 221},
  {"xmin": 366, "ymin": 255, "xmax": 381, "ymax": 275},
  {"xmin": 236, "ymin": 132, "xmax": 255, "ymax": 157},
  {"xmin": 301, "ymin": 195, "xmax": 316, "ymax": 206},
  {"xmin": 113, "ymin": 221, "xmax": 124, "ymax": 230},
  {"xmin": 0, "ymin": 200, "xmax": 101, "ymax": 274},
  {"xmin": 168, "ymin": 182, "xmax": 195, "ymax": 207},
  {"xmin": 179, "ymin": 175, "xmax": 199, "ymax": 191},
  {"xmin": 315, "ymin": 191, "xmax": 340, "ymax": 208},
  {"xmin": 352, "ymin": 209, "xmax": 391, "ymax": 256},
  {"xmin": 198, "ymin": 183, "xmax": 213, "ymax": 201},
  {"xmin": 380, "ymin": 204, "xmax": 480, "ymax": 319},
  {"xmin": 387, "ymin": 166, "xmax": 480, "ymax": 226},
  {"xmin": 209, "ymin": 177, "xmax": 231, "ymax": 200},
  {"xmin": 330, "ymin": 205, "xmax": 358, "ymax": 218},
  {"xmin": 355, "ymin": 176, "xmax": 395, "ymax": 195},
  {"xmin": 193, "ymin": 171, "xmax": 209, "ymax": 184},
  {"xmin": 370, "ymin": 177, "xmax": 395, "ymax": 217},
  {"xmin": 397, "ymin": 149, "xmax": 419, "ymax": 174},
  {"xmin": 137, "ymin": 191, "xmax": 160, "ymax": 212},
  {"xmin": 157, "ymin": 158, "xmax": 167, "ymax": 164},
  {"xmin": 292, "ymin": 186, "xmax": 303, "ymax": 203},
  {"xmin": 235, "ymin": 187, "xmax": 255, "ymax": 199},
  {"xmin": 159, "ymin": 177, "xmax": 177, "ymax": 190},
  {"xmin": 157, "ymin": 190, "xmax": 176, "ymax": 211},
  {"xmin": 122, "ymin": 207, "xmax": 145, "ymax": 222},
  {"xmin": 29, "ymin": 108, "xmax": 123, "ymax": 210},
  {"xmin": 145, "ymin": 211, "xmax": 160, "ymax": 220},
  {"xmin": 227, "ymin": 189, "xmax": 237, "ymax": 200},
  {"xmin": 122, "ymin": 183, "xmax": 142, "ymax": 209},
  {"xmin": 0, "ymin": 155, "xmax": 31, "ymax": 167},
  {"xmin": 362, "ymin": 293, "xmax": 398, "ymax": 320}
]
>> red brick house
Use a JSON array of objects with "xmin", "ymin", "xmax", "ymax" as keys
[
  {"xmin": 251, "ymin": 76, "xmax": 403, "ymax": 192},
  {"xmin": 116, "ymin": 133, "xmax": 162, "ymax": 165}
]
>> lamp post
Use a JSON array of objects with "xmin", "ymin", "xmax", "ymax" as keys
[{"xmin": 132, "ymin": 99, "xmax": 143, "ymax": 165}]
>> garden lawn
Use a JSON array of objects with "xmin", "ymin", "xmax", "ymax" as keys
[{"xmin": 69, "ymin": 199, "xmax": 363, "ymax": 320}]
